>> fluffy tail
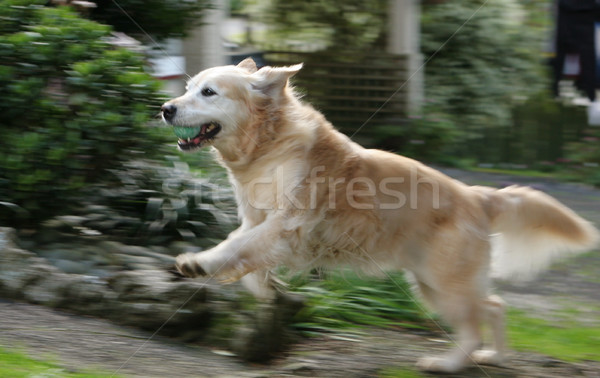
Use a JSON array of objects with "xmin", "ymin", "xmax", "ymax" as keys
[{"xmin": 474, "ymin": 185, "xmax": 599, "ymax": 280}]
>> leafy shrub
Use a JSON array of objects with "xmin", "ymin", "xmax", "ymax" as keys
[
  {"xmin": 422, "ymin": 0, "xmax": 544, "ymax": 128},
  {"xmin": 72, "ymin": 158, "xmax": 238, "ymax": 246},
  {"xmin": 421, "ymin": 0, "xmax": 545, "ymax": 158},
  {"xmin": 509, "ymin": 94, "xmax": 588, "ymax": 165},
  {"xmin": 0, "ymin": 1, "xmax": 168, "ymax": 224},
  {"xmin": 373, "ymin": 105, "xmax": 460, "ymax": 164},
  {"xmin": 247, "ymin": 0, "xmax": 386, "ymax": 50},
  {"xmin": 565, "ymin": 128, "xmax": 600, "ymax": 187}
]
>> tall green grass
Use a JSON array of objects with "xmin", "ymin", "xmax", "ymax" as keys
[{"xmin": 288, "ymin": 270, "xmax": 427, "ymax": 336}]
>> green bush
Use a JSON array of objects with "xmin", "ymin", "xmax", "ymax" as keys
[
  {"xmin": 373, "ymin": 105, "xmax": 460, "ymax": 164},
  {"xmin": 565, "ymin": 127, "xmax": 600, "ymax": 186},
  {"xmin": 0, "ymin": 1, "xmax": 168, "ymax": 225},
  {"xmin": 247, "ymin": 0, "xmax": 386, "ymax": 50},
  {"xmin": 421, "ymin": 0, "xmax": 545, "ymax": 157},
  {"xmin": 70, "ymin": 158, "xmax": 238, "ymax": 246}
]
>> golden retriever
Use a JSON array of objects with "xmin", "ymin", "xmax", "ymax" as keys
[{"xmin": 161, "ymin": 58, "xmax": 599, "ymax": 372}]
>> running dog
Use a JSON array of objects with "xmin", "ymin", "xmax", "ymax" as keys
[{"xmin": 161, "ymin": 58, "xmax": 599, "ymax": 372}]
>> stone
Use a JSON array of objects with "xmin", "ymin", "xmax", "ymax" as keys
[
  {"xmin": 119, "ymin": 302, "xmax": 180, "ymax": 330},
  {"xmin": 116, "ymin": 254, "xmax": 161, "ymax": 269},
  {"xmin": 23, "ymin": 272, "xmax": 78, "ymax": 306},
  {"xmin": 164, "ymin": 281, "xmax": 210, "ymax": 312},
  {"xmin": 55, "ymin": 215, "xmax": 87, "ymax": 227},
  {"xmin": 0, "ymin": 250, "xmax": 54, "ymax": 298},
  {"xmin": 62, "ymin": 277, "xmax": 117, "ymax": 316},
  {"xmin": 118, "ymin": 245, "xmax": 175, "ymax": 263},
  {"xmin": 0, "ymin": 226, "xmax": 300, "ymax": 362},
  {"xmin": 149, "ymin": 245, "xmax": 170, "ymax": 255},
  {"xmin": 98, "ymin": 240, "xmax": 126, "ymax": 254},
  {"xmin": 53, "ymin": 259, "xmax": 91, "ymax": 275},
  {"xmin": 88, "ymin": 219, "xmax": 120, "ymax": 231},
  {"xmin": 0, "ymin": 227, "xmax": 18, "ymax": 249},
  {"xmin": 168, "ymin": 241, "xmax": 202, "ymax": 256},
  {"xmin": 108, "ymin": 269, "xmax": 174, "ymax": 302},
  {"xmin": 87, "ymin": 250, "xmax": 112, "ymax": 266}
]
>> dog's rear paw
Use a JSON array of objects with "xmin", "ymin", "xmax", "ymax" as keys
[
  {"xmin": 416, "ymin": 356, "xmax": 462, "ymax": 373},
  {"xmin": 471, "ymin": 349, "xmax": 504, "ymax": 366},
  {"xmin": 175, "ymin": 252, "xmax": 206, "ymax": 278}
]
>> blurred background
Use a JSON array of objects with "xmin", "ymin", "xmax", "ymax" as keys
[{"xmin": 1, "ymin": 0, "xmax": 599, "ymax": 375}]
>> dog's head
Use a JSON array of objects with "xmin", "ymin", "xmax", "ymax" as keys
[{"xmin": 161, "ymin": 58, "xmax": 302, "ymax": 156}]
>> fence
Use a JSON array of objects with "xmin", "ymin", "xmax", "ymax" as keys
[
  {"xmin": 263, "ymin": 50, "xmax": 410, "ymax": 142},
  {"xmin": 262, "ymin": 51, "xmax": 590, "ymax": 166}
]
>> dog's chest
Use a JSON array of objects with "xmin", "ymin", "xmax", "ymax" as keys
[{"xmin": 232, "ymin": 160, "xmax": 308, "ymax": 219}]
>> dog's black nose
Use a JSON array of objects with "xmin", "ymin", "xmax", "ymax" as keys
[{"xmin": 161, "ymin": 104, "xmax": 177, "ymax": 122}]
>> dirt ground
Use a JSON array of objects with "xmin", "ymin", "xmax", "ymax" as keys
[{"xmin": 1, "ymin": 169, "xmax": 600, "ymax": 377}]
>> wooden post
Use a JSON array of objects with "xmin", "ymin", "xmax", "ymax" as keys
[
  {"xmin": 183, "ymin": 0, "xmax": 228, "ymax": 77},
  {"xmin": 387, "ymin": 0, "xmax": 423, "ymax": 113}
]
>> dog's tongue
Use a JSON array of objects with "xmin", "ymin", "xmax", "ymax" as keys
[{"xmin": 173, "ymin": 126, "xmax": 202, "ymax": 139}]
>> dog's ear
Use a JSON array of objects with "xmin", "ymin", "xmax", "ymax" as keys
[
  {"xmin": 237, "ymin": 57, "xmax": 258, "ymax": 73},
  {"xmin": 251, "ymin": 63, "xmax": 303, "ymax": 98}
]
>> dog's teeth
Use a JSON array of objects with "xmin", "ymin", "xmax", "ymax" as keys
[{"xmin": 207, "ymin": 124, "xmax": 215, "ymax": 132}]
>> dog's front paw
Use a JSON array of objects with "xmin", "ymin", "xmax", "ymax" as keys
[
  {"xmin": 175, "ymin": 252, "xmax": 206, "ymax": 278},
  {"xmin": 471, "ymin": 349, "xmax": 504, "ymax": 366},
  {"xmin": 416, "ymin": 356, "xmax": 462, "ymax": 373}
]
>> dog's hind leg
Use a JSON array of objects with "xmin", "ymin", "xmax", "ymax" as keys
[
  {"xmin": 471, "ymin": 295, "xmax": 506, "ymax": 365},
  {"xmin": 414, "ymin": 232, "xmax": 494, "ymax": 373},
  {"xmin": 416, "ymin": 287, "xmax": 484, "ymax": 373}
]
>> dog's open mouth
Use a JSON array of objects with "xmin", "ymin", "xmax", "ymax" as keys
[{"xmin": 174, "ymin": 122, "xmax": 222, "ymax": 150}]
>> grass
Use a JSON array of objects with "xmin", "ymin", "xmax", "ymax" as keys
[
  {"xmin": 286, "ymin": 268, "xmax": 600, "ymax": 364},
  {"xmin": 507, "ymin": 309, "xmax": 600, "ymax": 362},
  {"xmin": 468, "ymin": 165, "xmax": 600, "ymax": 188},
  {"xmin": 0, "ymin": 347, "xmax": 118, "ymax": 378},
  {"xmin": 288, "ymin": 269, "xmax": 427, "ymax": 336},
  {"xmin": 378, "ymin": 367, "xmax": 424, "ymax": 378},
  {"xmin": 374, "ymin": 307, "xmax": 600, "ymax": 377},
  {"xmin": 469, "ymin": 166, "xmax": 567, "ymax": 179}
]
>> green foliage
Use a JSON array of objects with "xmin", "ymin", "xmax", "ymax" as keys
[
  {"xmin": 0, "ymin": 2, "xmax": 169, "ymax": 225},
  {"xmin": 565, "ymin": 127, "xmax": 600, "ymax": 186},
  {"xmin": 88, "ymin": 0, "xmax": 212, "ymax": 40},
  {"xmin": 247, "ymin": 0, "xmax": 386, "ymax": 50},
  {"xmin": 289, "ymin": 270, "xmax": 426, "ymax": 336},
  {"xmin": 73, "ymin": 158, "xmax": 237, "ymax": 246},
  {"xmin": 374, "ymin": 106, "xmax": 460, "ymax": 164},
  {"xmin": 509, "ymin": 94, "xmax": 587, "ymax": 164},
  {"xmin": 456, "ymin": 92, "xmax": 588, "ymax": 166},
  {"xmin": 422, "ymin": 0, "xmax": 546, "ymax": 145},
  {"xmin": 378, "ymin": 367, "xmax": 424, "ymax": 378}
]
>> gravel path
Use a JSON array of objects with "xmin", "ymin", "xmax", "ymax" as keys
[{"xmin": 1, "ymin": 169, "xmax": 599, "ymax": 377}]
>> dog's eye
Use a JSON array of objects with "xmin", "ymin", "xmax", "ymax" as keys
[{"xmin": 201, "ymin": 87, "xmax": 217, "ymax": 97}]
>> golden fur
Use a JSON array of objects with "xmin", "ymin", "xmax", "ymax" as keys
[{"xmin": 162, "ymin": 58, "xmax": 599, "ymax": 372}]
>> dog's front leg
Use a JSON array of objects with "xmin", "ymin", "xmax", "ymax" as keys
[{"xmin": 176, "ymin": 215, "xmax": 291, "ymax": 282}]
